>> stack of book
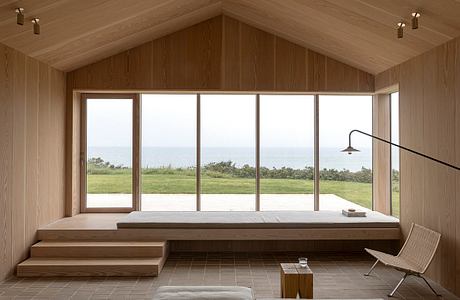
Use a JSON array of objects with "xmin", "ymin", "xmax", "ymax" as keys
[{"xmin": 342, "ymin": 208, "xmax": 366, "ymax": 217}]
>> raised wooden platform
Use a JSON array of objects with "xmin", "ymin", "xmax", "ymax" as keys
[
  {"xmin": 37, "ymin": 213, "xmax": 400, "ymax": 241},
  {"xmin": 18, "ymin": 213, "xmax": 400, "ymax": 276}
]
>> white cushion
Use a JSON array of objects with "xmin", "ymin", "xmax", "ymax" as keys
[
  {"xmin": 118, "ymin": 211, "xmax": 399, "ymax": 229},
  {"xmin": 154, "ymin": 286, "xmax": 254, "ymax": 300}
]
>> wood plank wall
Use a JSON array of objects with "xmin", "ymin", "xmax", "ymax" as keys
[
  {"xmin": 372, "ymin": 94, "xmax": 391, "ymax": 214},
  {"xmin": 0, "ymin": 43, "xmax": 66, "ymax": 281},
  {"xmin": 66, "ymin": 15, "xmax": 375, "ymax": 215},
  {"xmin": 68, "ymin": 15, "xmax": 374, "ymax": 92},
  {"xmin": 375, "ymin": 36, "xmax": 460, "ymax": 296}
]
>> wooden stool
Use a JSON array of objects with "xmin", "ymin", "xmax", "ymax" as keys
[{"xmin": 280, "ymin": 263, "xmax": 313, "ymax": 299}]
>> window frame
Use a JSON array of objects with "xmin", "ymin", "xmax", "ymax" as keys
[
  {"xmin": 80, "ymin": 93, "xmax": 140, "ymax": 213},
  {"xmin": 80, "ymin": 92, "xmax": 374, "ymax": 213}
]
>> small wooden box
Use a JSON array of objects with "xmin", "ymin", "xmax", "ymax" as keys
[{"xmin": 280, "ymin": 263, "xmax": 313, "ymax": 299}]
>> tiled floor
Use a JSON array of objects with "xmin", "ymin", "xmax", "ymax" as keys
[{"xmin": 0, "ymin": 252, "xmax": 458, "ymax": 300}]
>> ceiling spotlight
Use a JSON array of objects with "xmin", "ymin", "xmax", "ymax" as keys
[
  {"xmin": 15, "ymin": 8, "xmax": 24, "ymax": 25},
  {"xmin": 411, "ymin": 12, "xmax": 421, "ymax": 29},
  {"xmin": 32, "ymin": 18, "xmax": 40, "ymax": 35},
  {"xmin": 397, "ymin": 22, "xmax": 406, "ymax": 39}
]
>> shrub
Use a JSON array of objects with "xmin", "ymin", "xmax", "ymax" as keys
[{"xmin": 88, "ymin": 157, "xmax": 375, "ymax": 183}]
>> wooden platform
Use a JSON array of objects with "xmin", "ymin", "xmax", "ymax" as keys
[
  {"xmin": 37, "ymin": 213, "xmax": 400, "ymax": 241},
  {"xmin": 17, "ymin": 213, "xmax": 400, "ymax": 276}
]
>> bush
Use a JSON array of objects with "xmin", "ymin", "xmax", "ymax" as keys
[{"xmin": 88, "ymin": 157, "xmax": 375, "ymax": 183}]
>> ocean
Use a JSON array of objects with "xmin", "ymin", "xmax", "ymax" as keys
[{"xmin": 87, "ymin": 147, "xmax": 383, "ymax": 171}]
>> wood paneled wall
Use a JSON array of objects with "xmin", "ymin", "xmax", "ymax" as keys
[
  {"xmin": 0, "ymin": 43, "xmax": 66, "ymax": 281},
  {"xmin": 67, "ymin": 15, "xmax": 374, "ymax": 92},
  {"xmin": 372, "ymin": 94, "xmax": 391, "ymax": 215},
  {"xmin": 375, "ymin": 36, "xmax": 460, "ymax": 296}
]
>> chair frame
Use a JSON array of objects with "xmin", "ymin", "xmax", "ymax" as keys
[{"xmin": 364, "ymin": 223, "xmax": 441, "ymax": 297}]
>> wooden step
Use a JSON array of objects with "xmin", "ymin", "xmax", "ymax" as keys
[
  {"xmin": 31, "ymin": 241, "xmax": 167, "ymax": 258},
  {"xmin": 17, "ymin": 257, "xmax": 167, "ymax": 277}
]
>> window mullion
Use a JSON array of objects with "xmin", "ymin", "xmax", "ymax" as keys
[
  {"xmin": 196, "ymin": 94, "xmax": 201, "ymax": 211},
  {"xmin": 133, "ymin": 94, "xmax": 141, "ymax": 211},
  {"xmin": 314, "ymin": 94, "xmax": 320, "ymax": 211},
  {"xmin": 255, "ymin": 94, "xmax": 260, "ymax": 211}
]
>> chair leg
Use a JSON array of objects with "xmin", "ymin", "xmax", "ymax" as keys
[
  {"xmin": 388, "ymin": 273, "xmax": 408, "ymax": 297},
  {"xmin": 364, "ymin": 259, "xmax": 379, "ymax": 276},
  {"xmin": 420, "ymin": 275, "xmax": 441, "ymax": 297}
]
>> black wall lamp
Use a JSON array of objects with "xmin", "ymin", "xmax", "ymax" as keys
[{"xmin": 342, "ymin": 129, "xmax": 460, "ymax": 171}]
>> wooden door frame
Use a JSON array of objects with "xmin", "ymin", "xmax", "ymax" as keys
[{"xmin": 80, "ymin": 93, "xmax": 140, "ymax": 213}]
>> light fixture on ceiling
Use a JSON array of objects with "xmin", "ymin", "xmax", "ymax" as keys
[
  {"xmin": 15, "ymin": 8, "xmax": 24, "ymax": 25},
  {"xmin": 397, "ymin": 22, "xmax": 406, "ymax": 39},
  {"xmin": 32, "ymin": 18, "xmax": 40, "ymax": 35},
  {"xmin": 411, "ymin": 12, "xmax": 421, "ymax": 29}
]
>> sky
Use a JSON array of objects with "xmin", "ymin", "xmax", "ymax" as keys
[{"xmin": 87, "ymin": 94, "xmax": 373, "ymax": 149}]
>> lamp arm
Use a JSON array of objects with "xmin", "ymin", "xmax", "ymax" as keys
[{"xmin": 349, "ymin": 129, "xmax": 460, "ymax": 171}]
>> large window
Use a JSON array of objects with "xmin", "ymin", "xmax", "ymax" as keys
[
  {"xmin": 319, "ymin": 95, "xmax": 373, "ymax": 211},
  {"xmin": 83, "ymin": 95, "xmax": 134, "ymax": 211},
  {"xmin": 141, "ymin": 94, "xmax": 196, "ymax": 211},
  {"xmin": 81, "ymin": 93, "xmax": 376, "ymax": 212},
  {"xmin": 390, "ymin": 92, "xmax": 400, "ymax": 217},
  {"xmin": 260, "ymin": 95, "xmax": 314, "ymax": 210},
  {"xmin": 200, "ymin": 95, "xmax": 256, "ymax": 211}
]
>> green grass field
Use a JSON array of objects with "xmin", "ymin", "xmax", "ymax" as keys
[{"xmin": 87, "ymin": 171, "xmax": 400, "ymax": 216}]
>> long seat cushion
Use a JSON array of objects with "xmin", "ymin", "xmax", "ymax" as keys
[
  {"xmin": 117, "ymin": 211, "xmax": 399, "ymax": 229},
  {"xmin": 154, "ymin": 286, "xmax": 254, "ymax": 300}
]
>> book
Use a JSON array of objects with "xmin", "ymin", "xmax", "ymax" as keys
[{"xmin": 342, "ymin": 209, "xmax": 366, "ymax": 217}]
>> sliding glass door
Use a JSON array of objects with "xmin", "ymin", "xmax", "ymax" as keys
[
  {"xmin": 82, "ymin": 95, "xmax": 135, "ymax": 212},
  {"xmin": 200, "ymin": 95, "xmax": 256, "ymax": 211},
  {"xmin": 141, "ymin": 94, "xmax": 196, "ymax": 211},
  {"xmin": 259, "ymin": 95, "xmax": 314, "ymax": 210},
  {"xmin": 319, "ymin": 95, "xmax": 373, "ymax": 211}
]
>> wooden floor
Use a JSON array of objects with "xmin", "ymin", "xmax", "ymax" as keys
[{"xmin": 2, "ymin": 252, "xmax": 459, "ymax": 299}]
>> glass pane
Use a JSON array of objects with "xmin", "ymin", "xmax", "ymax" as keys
[
  {"xmin": 201, "ymin": 95, "xmax": 256, "ymax": 211},
  {"xmin": 86, "ymin": 98, "xmax": 133, "ymax": 208},
  {"xmin": 260, "ymin": 95, "xmax": 314, "ymax": 210},
  {"xmin": 319, "ymin": 95, "xmax": 373, "ymax": 211},
  {"xmin": 391, "ymin": 92, "xmax": 400, "ymax": 218},
  {"xmin": 141, "ymin": 94, "xmax": 196, "ymax": 211}
]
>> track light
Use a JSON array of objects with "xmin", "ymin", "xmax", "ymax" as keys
[
  {"xmin": 15, "ymin": 8, "xmax": 24, "ymax": 25},
  {"xmin": 32, "ymin": 18, "xmax": 40, "ymax": 35},
  {"xmin": 411, "ymin": 12, "xmax": 421, "ymax": 29},
  {"xmin": 397, "ymin": 22, "xmax": 405, "ymax": 39}
]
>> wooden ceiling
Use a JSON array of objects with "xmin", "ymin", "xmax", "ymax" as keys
[{"xmin": 1, "ymin": 0, "xmax": 459, "ymax": 74}]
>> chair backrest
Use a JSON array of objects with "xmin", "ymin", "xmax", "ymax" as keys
[{"xmin": 398, "ymin": 223, "xmax": 441, "ymax": 274}]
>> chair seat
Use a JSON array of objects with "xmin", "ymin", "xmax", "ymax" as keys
[{"xmin": 365, "ymin": 248, "xmax": 422, "ymax": 273}]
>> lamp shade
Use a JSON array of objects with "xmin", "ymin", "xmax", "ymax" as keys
[{"xmin": 341, "ymin": 146, "xmax": 360, "ymax": 155}]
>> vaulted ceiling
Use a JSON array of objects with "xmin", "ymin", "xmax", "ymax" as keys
[{"xmin": 1, "ymin": 0, "xmax": 459, "ymax": 74}]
